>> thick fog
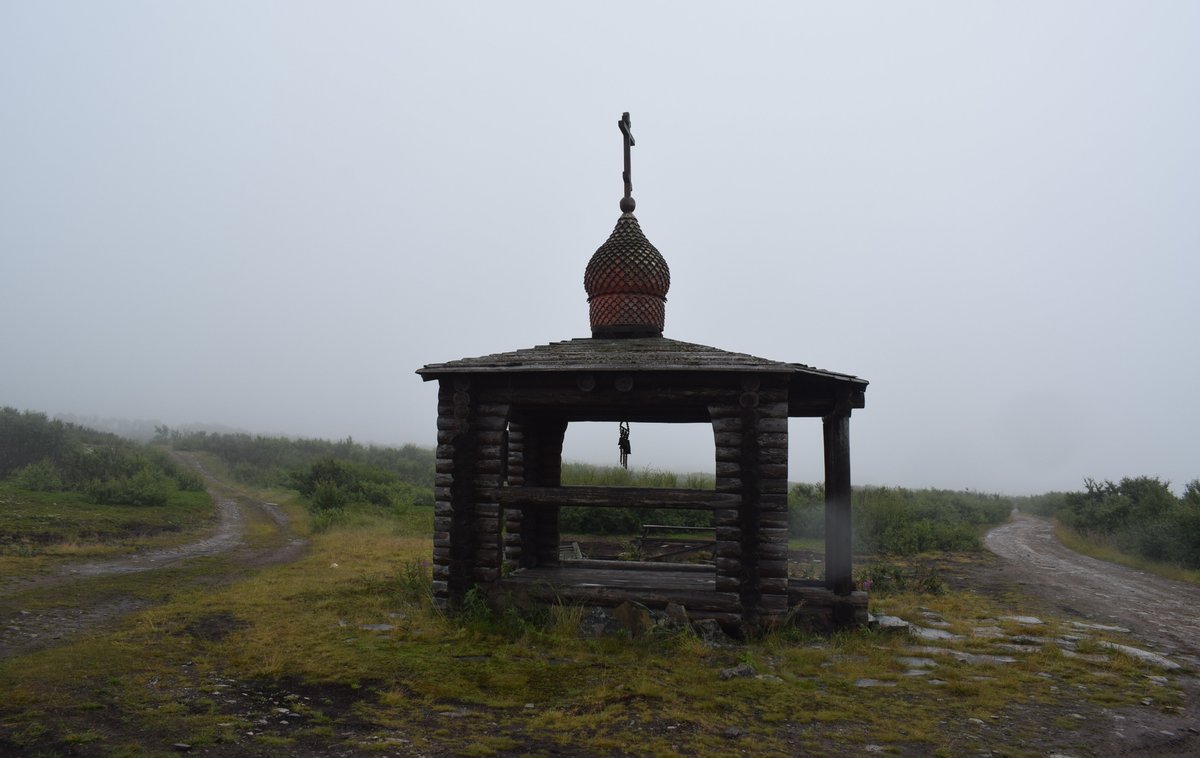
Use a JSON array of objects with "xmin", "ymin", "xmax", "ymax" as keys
[{"xmin": 2, "ymin": 3, "xmax": 1196, "ymax": 494}]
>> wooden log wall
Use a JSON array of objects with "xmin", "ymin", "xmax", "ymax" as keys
[
  {"xmin": 529, "ymin": 419, "xmax": 567, "ymax": 567},
  {"xmin": 710, "ymin": 375, "xmax": 790, "ymax": 627},
  {"xmin": 432, "ymin": 378, "xmax": 510, "ymax": 609},
  {"xmin": 470, "ymin": 401, "xmax": 510, "ymax": 587},
  {"xmin": 432, "ymin": 379, "xmax": 473, "ymax": 610},
  {"xmin": 501, "ymin": 422, "xmax": 525, "ymax": 572}
]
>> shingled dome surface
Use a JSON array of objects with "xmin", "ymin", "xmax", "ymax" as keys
[{"xmin": 584, "ymin": 212, "xmax": 670, "ymax": 338}]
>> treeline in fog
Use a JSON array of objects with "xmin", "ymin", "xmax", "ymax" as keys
[
  {"xmin": 0, "ymin": 407, "xmax": 203, "ymax": 506},
  {"xmin": 167, "ymin": 429, "xmax": 434, "ymax": 490}
]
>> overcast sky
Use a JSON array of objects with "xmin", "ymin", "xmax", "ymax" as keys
[{"xmin": 2, "ymin": 2, "xmax": 1197, "ymax": 494}]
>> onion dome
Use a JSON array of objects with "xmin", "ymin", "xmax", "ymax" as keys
[
  {"xmin": 585, "ymin": 212, "xmax": 670, "ymax": 338},
  {"xmin": 585, "ymin": 112, "xmax": 671, "ymax": 339}
]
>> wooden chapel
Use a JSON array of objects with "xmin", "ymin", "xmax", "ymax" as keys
[{"xmin": 418, "ymin": 114, "xmax": 868, "ymax": 630}]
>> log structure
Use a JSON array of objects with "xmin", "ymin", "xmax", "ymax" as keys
[{"xmin": 418, "ymin": 113, "xmax": 868, "ymax": 631}]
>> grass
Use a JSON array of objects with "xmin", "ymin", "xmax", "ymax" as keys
[
  {"xmin": 1055, "ymin": 523, "xmax": 1200, "ymax": 587},
  {"xmin": 0, "ymin": 491, "xmax": 1186, "ymax": 756},
  {"xmin": 0, "ymin": 484, "xmax": 214, "ymax": 581}
]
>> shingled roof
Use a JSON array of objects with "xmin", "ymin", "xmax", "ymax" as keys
[{"xmin": 417, "ymin": 336, "xmax": 867, "ymax": 389}]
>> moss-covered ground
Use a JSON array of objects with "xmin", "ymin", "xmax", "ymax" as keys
[{"xmin": 0, "ymin": 476, "xmax": 1191, "ymax": 756}]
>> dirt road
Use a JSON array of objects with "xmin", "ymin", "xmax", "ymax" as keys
[
  {"xmin": 0, "ymin": 453, "xmax": 306, "ymax": 658},
  {"xmin": 986, "ymin": 513, "xmax": 1200, "ymax": 668},
  {"xmin": 986, "ymin": 513, "xmax": 1200, "ymax": 755}
]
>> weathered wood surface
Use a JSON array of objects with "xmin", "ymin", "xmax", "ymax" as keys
[
  {"xmin": 505, "ymin": 566, "xmax": 715, "ymax": 591},
  {"xmin": 418, "ymin": 337, "xmax": 867, "ymax": 386},
  {"xmin": 788, "ymin": 585, "xmax": 868, "ymax": 607},
  {"xmin": 489, "ymin": 569, "xmax": 869, "ymax": 627},
  {"xmin": 562, "ymin": 558, "xmax": 713, "ymax": 573},
  {"xmin": 824, "ymin": 412, "xmax": 853, "ymax": 595},
  {"xmin": 497, "ymin": 565, "xmax": 739, "ymax": 612},
  {"xmin": 423, "ymin": 336, "xmax": 867, "ymax": 626},
  {"xmin": 487, "ymin": 486, "xmax": 738, "ymax": 510}
]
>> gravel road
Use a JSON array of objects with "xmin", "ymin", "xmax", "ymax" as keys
[
  {"xmin": 986, "ymin": 513, "xmax": 1200, "ymax": 755},
  {"xmin": 986, "ymin": 513, "xmax": 1200, "ymax": 668}
]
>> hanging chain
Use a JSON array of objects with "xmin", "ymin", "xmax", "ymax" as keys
[{"xmin": 618, "ymin": 421, "xmax": 631, "ymax": 469}]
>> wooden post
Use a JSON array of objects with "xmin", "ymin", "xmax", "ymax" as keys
[
  {"xmin": 433, "ymin": 378, "xmax": 478, "ymax": 610},
  {"xmin": 513, "ymin": 418, "xmax": 567, "ymax": 568},
  {"xmin": 502, "ymin": 422, "xmax": 526, "ymax": 573},
  {"xmin": 754, "ymin": 389, "xmax": 790, "ymax": 625},
  {"xmin": 823, "ymin": 411, "xmax": 853, "ymax": 595},
  {"xmin": 709, "ymin": 378, "xmax": 789, "ymax": 627},
  {"xmin": 711, "ymin": 403, "xmax": 745, "ymax": 612},
  {"xmin": 471, "ymin": 402, "xmax": 509, "ymax": 585}
]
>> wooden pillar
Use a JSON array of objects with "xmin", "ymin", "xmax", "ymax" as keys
[
  {"xmin": 471, "ymin": 401, "xmax": 509, "ymax": 586},
  {"xmin": 754, "ymin": 386, "xmax": 790, "ymax": 625},
  {"xmin": 430, "ymin": 377, "xmax": 509, "ymax": 610},
  {"xmin": 432, "ymin": 378, "xmax": 475, "ymax": 610},
  {"xmin": 712, "ymin": 403, "xmax": 745, "ymax": 612},
  {"xmin": 710, "ymin": 377, "xmax": 789, "ymax": 627},
  {"xmin": 504, "ymin": 418, "xmax": 566, "ymax": 568},
  {"xmin": 502, "ymin": 422, "xmax": 526, "ymax": 573},
  {"xmin": 823, "ymin": 411, "xmax": 853, "ymax": 595}
]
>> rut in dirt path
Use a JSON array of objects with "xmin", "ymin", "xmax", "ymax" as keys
[
  {"xmin": 986, "ymin": 514, "xmax": 1200, "ymax": 665},
  {"xmin": 0, "ymin": 453, "xmax": 307, "ymax": 658}
]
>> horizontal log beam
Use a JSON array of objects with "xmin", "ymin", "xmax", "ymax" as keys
[
  {"xmin": 563, "ymin": 559, "xmax": 713, "ymax": 573},
  {"xmin": 496, "ymin": 581, "xmax": 742, "ymax": 613},
  {"xmin": 483, "ymin": 486, "xmax": 740, "ymax": 510}
]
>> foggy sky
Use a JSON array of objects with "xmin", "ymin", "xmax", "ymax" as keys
[{"xmin": 2, "ymin": 2, "xmax": 1197, "ymax": 495}]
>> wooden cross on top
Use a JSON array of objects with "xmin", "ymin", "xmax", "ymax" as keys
[{"xmin": 618, "ymin": 112, "xmax": 636, "ymax": 212}]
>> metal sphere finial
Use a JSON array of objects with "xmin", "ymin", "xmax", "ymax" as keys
[{"xmin": 620, "ymin": 196, "xmax": 636, "ymax": 213}]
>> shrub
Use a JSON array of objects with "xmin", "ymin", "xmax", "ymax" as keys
[
  {"xmin": 310, "ymin": 479, "xmax": 347, "ymax": 512},
  {"xmin": 1059, "ymin": 476, "xmax": 1200, "ymax": 569},
  {"xmin": 85, "ymin": 464, "xmax": 173, "ymax": 506},
  {"xmin": 291, "ymin": 458, "xmax": 434, "ymax": 515},
  {"xmin": 856, "ymin": 560, "xmax": 945, "ymax": 595},
  {"xmin": 787, "ymin": 482, "xmax": 824, "ymax": 539},
  {"xmin": 10, "ymin": 459, "xmax": 63, "ymax": 491},
  {"xmin": 788, "ymin": 483, "xmax": 1012, "ymax": 555},
  {"xmin": 397, "ymin": 558, "xmax": 433, "ymax": 606}
]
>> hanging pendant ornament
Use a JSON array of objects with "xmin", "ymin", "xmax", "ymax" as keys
[{"xmin": 618, "ymin": 421, "xmax": 631, "ymax": 469}]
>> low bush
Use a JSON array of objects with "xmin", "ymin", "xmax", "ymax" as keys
[
  {"xmin": 1, "ymin": 408, "xmax": 206, "ymax": 507},
  {"xmin": 293, "ymin": 458, "xmax": 433, "ymax": 516},
  {"xmin": 85, "ymin": 464, "xmax": 174, "ymax": 507},
  {"xmin": 1059, "ymin": 476, "xmax": 1200, "ymax": 569},
  {"xmin": 788, "ymin": 483, "xmax": 1013, "ymax": 555},
  {"xmin": 10, "ymin": 459, "xmax": 62, "ymax": 492},
  {"xmin": 558, "ymin": 463, "xmax": 714, "ymax": 535},
  {"xmin": 855, "ymin": 560, "xmax": 946, "ymax": 595}
]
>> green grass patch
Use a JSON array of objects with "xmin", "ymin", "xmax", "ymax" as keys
[
  {"xmin": 0, "ymin": 484, "xmax": 214, "ymax": 579},
  {"xmin": 1, "ymin": 499, "xmax": 1183, "ymax": 757},
  {"xmin": 1055, "ymin": 523, "xmax": 1200, "ymax": 587}
]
